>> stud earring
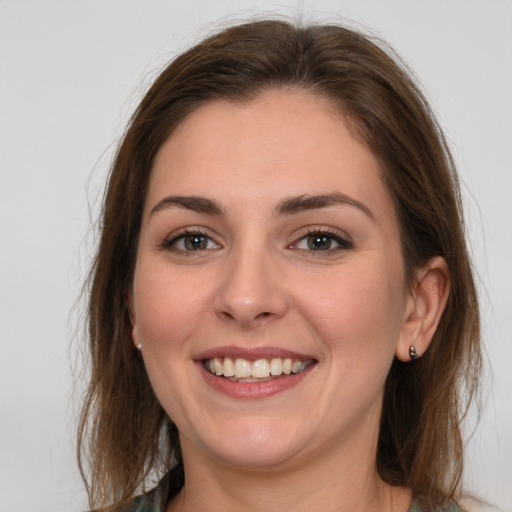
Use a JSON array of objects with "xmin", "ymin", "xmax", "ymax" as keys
[
  {"xmin": 137, "ymin": 344, "xmax": 142, "ymax": 352},
  {"xmin": 409, "ymin": 345, "xmax": 419, "ymax": 360}
]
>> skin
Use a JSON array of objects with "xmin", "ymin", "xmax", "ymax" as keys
[{"xmin": 130, "ymin": 89, "xmax": 449, "ymax": 512}]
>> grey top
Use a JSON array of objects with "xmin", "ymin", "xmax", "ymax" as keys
[
  {"xmin": 111, "ymin": 484, "xmax": 464, "ymax": 512},
  {"xmin": 104, "ymin": 466, "xmax": 465, "ymax": 512}
]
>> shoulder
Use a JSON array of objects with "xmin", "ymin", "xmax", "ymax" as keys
[
  {"xmin": 409, "ymin": 501, "xmax": 467, "ymax": 512},
  {"xmin": 90, "ymin": 466, "xmax": 182, "ymax": 512},
  {"xmin": 89, "ymin": 492, "xmax": 160, "ymax": 512},
  {"xmin": 459, "ymin": 497, "xmax": 496, "ymax": 512},
  {"xmin": 409, "ymin": 498, "xmax": 498, "ymax": 512},
  {"xmin": 118, "ymin": 494, "xmax": 158, "ymax": 512}
]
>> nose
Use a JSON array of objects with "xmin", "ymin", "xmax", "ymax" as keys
[{"xmin": 214, "ymin": 246, "xmax": 288, "ymax": 329}]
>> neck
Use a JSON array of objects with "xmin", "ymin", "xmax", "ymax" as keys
[{"xmin": 167, "ymin": 428, "xmax": 412, "ymax": 512}]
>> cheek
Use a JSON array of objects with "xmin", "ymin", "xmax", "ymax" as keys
[
  {"xmin": 296, "ymin": 263, "xmax": 406, "ymax": 359},
  {"xmin": 132, "ymin": 261, "xmax": 213, "ymax": 353},
  {"xmin": 131, "ymin": 262, "xmax": 215, "ymax": 422}
]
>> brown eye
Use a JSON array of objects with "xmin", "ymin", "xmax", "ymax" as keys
[
  {"xmin": 184, "ymin": 234, "xmax": 208, "ymax": 250},
  {"xmin": 163, "ymin": 231, "xmax": 220, "ymax": 252},
  {"xmin": 307, "ymin": 234, "xmax": 333, "ymax": 251},
  {"xmin": 293, "ymin": 231, "xmax": 352, "ymax": 252}
]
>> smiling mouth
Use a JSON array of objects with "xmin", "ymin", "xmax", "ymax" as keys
[{"xmin": 203, "ymin": 357, "xmax": 315, "ymax": 382}]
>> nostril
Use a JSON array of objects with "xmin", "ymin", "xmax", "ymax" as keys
[
  {"xmin": 221, "ymin": 311, "xmax": 235, "ymax": 321},
  {"xmin": 219, "ymin": 310, "xmax": 273, "ymax": 324}
]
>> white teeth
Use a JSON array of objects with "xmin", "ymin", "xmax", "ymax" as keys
[
  {"xmin": 205, "ymin": 356, "xmax": 312, "ymax": 379},
  {"xmin": 213, "ymin": 357, "xmax": 223, "ymax": 376},
  {"xmin": 234, "ymin": 358, "xmax": 252, "ymax": 378},
  {"xmin": 251, "ymin": 359, "xmax": 270, "ymax": 378},
  {"xmin": 270, "ymin": 358, "xmax": 283, "ymax": 376},
  {"xmin": 223, "ymin": 357, "xmax": 235, "ymax": 377},
  {"xmin": 291, "ymin": 361, "xmax": 304, "ymax": 373}
]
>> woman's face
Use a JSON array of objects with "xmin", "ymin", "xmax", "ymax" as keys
[{"xmin": 131, "ymin": 89, "xmax": 414, "ymax": 470}]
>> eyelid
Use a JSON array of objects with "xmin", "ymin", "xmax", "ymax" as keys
[
  {"xmin": 159, "ymin": 227, "xmax": 222, "ymax": 251},
  {"xmin": 158, "ymin": 225, "xmax": 352, "ymax": 253},
  {"xmin": 289, "ymin": 227, "xmax": 353, "ymax": 251}
]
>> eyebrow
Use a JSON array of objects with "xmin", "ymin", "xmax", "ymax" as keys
[
  {"xmin": 275, "ymin": 193, "xmax": 374, "ymax": 219},
  {"xmin": 149, "ymin": 192, "xmax": 374, "ymax": 219},
  {"xmin": 150, "ymin": 195, "xmax": 224, "ymax": 216}
]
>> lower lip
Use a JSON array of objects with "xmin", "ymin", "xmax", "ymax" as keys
[{"xmin": 197, "ymin": 362, "xmax": 315, "ymax": 399}]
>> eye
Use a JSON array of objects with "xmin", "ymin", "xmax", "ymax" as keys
[
  {"xmin": 293, "ymin": 230, "xmax": 352, "ymax": 252},
  {"xmin": 162, "ymin": 230, "xmax": 220, "ymax": 251}
]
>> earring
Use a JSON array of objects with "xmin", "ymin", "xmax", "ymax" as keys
[
  {"xmin": 137, "ymin": 344, "xmax": 142, "ymax": 352},
  {"xmin": 409, "ymin": 345, "xmax": 419, "ymax": 360}
]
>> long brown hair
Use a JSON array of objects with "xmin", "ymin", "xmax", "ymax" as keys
[{"xmin": 78, "ymin": 19, "xmax": 481, "ymax": 511}]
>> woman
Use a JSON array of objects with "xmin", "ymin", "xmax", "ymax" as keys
[{"xmin": 78, "ymin": 19, "xmax": 481, "ymax": 512}]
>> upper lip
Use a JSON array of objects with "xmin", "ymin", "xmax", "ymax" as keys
[{"xmin": 194, "ymin": 345, "xmax": 317, "ymax": 361}]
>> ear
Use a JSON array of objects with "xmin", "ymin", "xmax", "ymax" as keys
[
  {"xmin": 396, "ymin": 256, "xmax": 450, "ymax": 362},
  {"xmin": 126, "ymin": 290, "xmax": 141, "ymax": 350}
]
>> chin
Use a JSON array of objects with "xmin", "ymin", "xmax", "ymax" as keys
[
  {"xmin": 190, "ymin": 419, "xmax": 314, "ymax": 470},
  {"xmin": 210, "ymin": 442, "xmax": 304, "ymax": 470}
]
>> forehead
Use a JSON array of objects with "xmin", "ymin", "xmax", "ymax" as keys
[{"xmin": 147, "ymin": 89, "xmax": 393, "ymax": 219}]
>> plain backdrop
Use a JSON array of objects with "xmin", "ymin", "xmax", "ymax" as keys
[{"xmin": 1, "ymin": 1, "xmax": 511, "ymax": 511}]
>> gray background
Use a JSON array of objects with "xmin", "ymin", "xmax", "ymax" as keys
[{"xmin": 1, "ymin": 1, "xmax": 511, "ymax": 510}]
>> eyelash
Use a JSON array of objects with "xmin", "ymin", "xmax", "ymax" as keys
[
  {"xmin": 160, "ymin": 228, "xmax": 353, "ymax": 253},
  {"xmin": 292, "ymin": 228, "xmax": 353, "ymax": 253},
  {"xmin": 160, "ymin": 229, "xmax": 220, "ymax": 252}
]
